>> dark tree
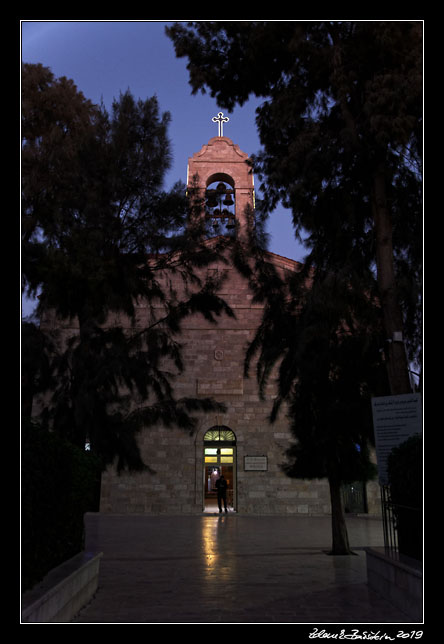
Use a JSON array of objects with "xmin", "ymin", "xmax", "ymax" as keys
[
  {"xmin": 21, "ymin": 321, "xmax": 54, "ymax": 418},
  {"xmin": 167, "ymin": 21, "xmax": 423, "ymax": 394},
  {"xmin": 239, "ymin": 242, "xmax": 387, "ymax": 553},
  {"xmin": 22, "ymin": 63, "xmax": 233, "ymax": 470}
]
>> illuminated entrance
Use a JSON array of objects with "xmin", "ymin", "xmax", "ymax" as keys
[{"xmin": 203, "ymin": 427, "xmax": 236, "ymax": 512}]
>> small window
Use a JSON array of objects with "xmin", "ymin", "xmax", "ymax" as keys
[{"xmin": 204, "ymin": 427, "xmax": 236, "ymax": 442}]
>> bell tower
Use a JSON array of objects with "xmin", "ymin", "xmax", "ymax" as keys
[{"xmin": 187, "ymin": 113, "xmax": 255, "ymax": 238}]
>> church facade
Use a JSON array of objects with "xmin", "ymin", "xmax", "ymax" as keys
[{"xmin": 98, "ymin": 131, "xmax": 381, "ymax": 516}]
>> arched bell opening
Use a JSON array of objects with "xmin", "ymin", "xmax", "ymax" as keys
[{"xmin": 205, "ymin": 175, "xmax": 236, "ymax": 236}]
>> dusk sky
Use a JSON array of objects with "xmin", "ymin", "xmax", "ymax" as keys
[{"xmin": 21, "ymin": 20, "xmax": 307, "ymax": 316}]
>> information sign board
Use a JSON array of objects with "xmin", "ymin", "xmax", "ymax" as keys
[{"xmin": 371, "ymin": 393, "xmax": 422, "ymax": 485}]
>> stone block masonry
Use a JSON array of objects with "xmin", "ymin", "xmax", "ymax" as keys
[{"xmin": 100, "ymin": 245, "xmax": 380, "ymax": 516}]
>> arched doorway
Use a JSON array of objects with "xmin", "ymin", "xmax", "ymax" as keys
[{"xmin": 203, "ymin": 426, "xmax": 236, "ymax": 512}]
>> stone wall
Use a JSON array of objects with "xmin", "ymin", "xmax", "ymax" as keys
[
  {"xmin": 21, "ymin": 552, "xmax": 102, "ymax": 623},
  {"xmin": 99, "ymin": 252, "xmax": 380, "ymax": 516},
  {"xmin": 366, "ymin": 547, "xmax": 423, "ymax": 621},
  {"xmin": 36, "ymin": 245, "xmax": 381, "ymax": 517}
]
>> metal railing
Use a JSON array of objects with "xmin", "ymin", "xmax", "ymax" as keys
[
  {"xmin": 380, "ymin": 485, "xmax": 422, "ymax": 560},
  {"xmin": 380, "ymin": 485, "xmax": 398, "ymax": 554}
]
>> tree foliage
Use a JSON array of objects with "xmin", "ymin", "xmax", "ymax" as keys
[
  {"xmin": 238, "ymin": 234, "xmax": 388, "ymax": 552},
  {"xmin": 22, "ymin": 419, "xmax": 102, "ymax": 590},
  {"xmin": 22, "ymin": 63, "xmax": 233, "ymax": 470},
  {"xmin": 167, "ymin": 21, "xmax": 423, "ymax": 389}
]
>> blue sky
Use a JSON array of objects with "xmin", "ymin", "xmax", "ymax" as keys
[{"xmin": 21, "ymin": 20, "xmax": 307, "ymax": 316}]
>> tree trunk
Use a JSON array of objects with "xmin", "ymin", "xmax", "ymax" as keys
[
  {"xmin": 328, "ymin": 476, "xmax": 354, "ymax": 555},
  {"xmin": 372, "ymin": 164, "xmax": 412, "ymax": 395}
]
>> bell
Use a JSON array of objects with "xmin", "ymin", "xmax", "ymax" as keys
[
  {"xmin": 205, "ymin": 189, "xmax": 217, "ymax": 208},
  {"xmin": 206, "ymin": 196, "xmax": 218, "ymax": 208},
  {"xmin": 223, "ymin": 195, "xmax": 234, "ymax": 206},
  {"xmin": 226, "ymin": 216, "xmax": 236, "ymax": 230},
  {"xmin": 216, "ymin": 182, "xmax": 226, "ymax": 193}
]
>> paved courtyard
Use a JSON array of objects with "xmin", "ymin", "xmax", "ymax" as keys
[{"xmin": 73, "ymin": 513, "xmax": 416, "ymax": 624}]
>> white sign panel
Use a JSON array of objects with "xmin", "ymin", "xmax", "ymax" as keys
[
  {"xmin": 371, "ymin": 393, "xmax": 422, "ymax": 485},
  {"xmin": 244, "ymin": 456, "xmax": 268, "ymax": 471}
]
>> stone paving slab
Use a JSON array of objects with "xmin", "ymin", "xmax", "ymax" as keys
[{"xmin": 72, "ymin": 513, "xmax": 417, "ymax": 624}]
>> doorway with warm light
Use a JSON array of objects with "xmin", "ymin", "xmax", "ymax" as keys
[{"xmin": 203, "ymin": 427, "xmax": 236, "ymax": 513}]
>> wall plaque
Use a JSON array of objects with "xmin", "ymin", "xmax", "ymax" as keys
[{"xmin": 244, "ymin": 455, "xmax": 268, "ymax": 471}]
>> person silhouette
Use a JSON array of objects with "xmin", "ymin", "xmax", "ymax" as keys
[{"xmin": 215, "ymin": 474, "xmax": 228, "ymax": 512}]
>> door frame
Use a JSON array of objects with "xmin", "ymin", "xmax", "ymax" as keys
[{"xmin": 202, "ymin": 428, "xmax": 237, "ymax": 511}]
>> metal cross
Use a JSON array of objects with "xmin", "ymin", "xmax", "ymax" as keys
[{"xmin": 212, "ymin": 112, "xmax": 229, "ymax": 137}]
